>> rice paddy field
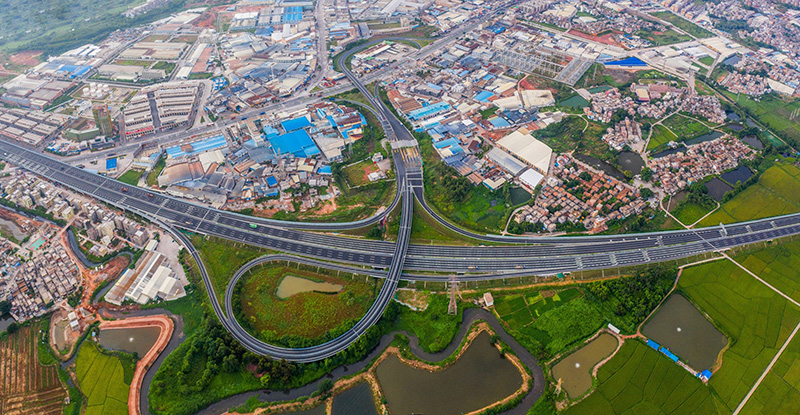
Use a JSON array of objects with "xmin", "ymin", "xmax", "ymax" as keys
[
  {"xmin": 647, "ymin": 124, "xmax": 678, "ymax": 151},
  {"xmin": 75, "ymin": 342, "xmax": 131, "ymax": 415},
  {"xmin": 564, "ymin": 239, "xmax": 800, "ymax": 414},
  {"xmin": 698, "ymin": 163, "xmax": 800, "ymax": 226}
]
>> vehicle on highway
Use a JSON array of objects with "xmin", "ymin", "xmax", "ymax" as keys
[
  {"xmin": 148, "ymin": 193, "xmax": 155, "ymax": 198},
  {"xmin": 241, "ymin": 117, "xmax": 248, "ymax": 121},
  {"xmin": 468, "ymin": 266, "xmax": 478, "ymax": 270},
  {"xmin": 260, "ymin": 111, "xmax": 266, "ymax": 115},
  {"xmin": 121, "ymin": 187, "xmax": 128, "ymax": 192},
  {"xmin": 249, "ymin": 223, "xmax": 258, "ymax": 229}
]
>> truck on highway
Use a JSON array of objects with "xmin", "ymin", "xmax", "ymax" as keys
[
  {"xmin": 249, "ymin": 223, "xmax": 258, "ymax": 229},
  {"xmin": 468, "ymin": 266, "xmax": 478, "ymax": 270},
  {"xmin": 121, "ymin": 187, "xmax": 128, "ymax": 192}
]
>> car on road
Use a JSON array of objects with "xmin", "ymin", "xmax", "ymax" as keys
[{"xmin": 121, "ymin": 187, "xmax": 128, "ymax": 192}]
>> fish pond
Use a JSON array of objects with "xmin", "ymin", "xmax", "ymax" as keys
[
  {"xmin": 641, "ymin": 294, "xmax": 727, "ymax": 371},
  {"xmin": 376, "ymin": 332, "xmax": 522, "ymax": 415},
  {"xmin": 551, "ymin": 333, "xmax": 619, "ymax": 399},
  {"xmin": 98, "ymin": 326, "xmax": 161, "ymax": 357},
  {"xmin": 331, "ymin": 382, "xmax": 377, "ymax": 415}
]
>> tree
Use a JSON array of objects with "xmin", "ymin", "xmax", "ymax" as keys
[
  {"xmin": 640, "ymin": 167, "xmax": 653, "ymax": 182},
  {"xmin": 579, "ymin": 171, "xmax": 592, "ymax": 181},
  {"xmin": 259, "ymin": 372, "xmax": 271, "ymax": 387},
  {"xmin": 6, "ymin": 322, "xmax": 18, "ymax": 334},
  {"xmin": 0, "ymin": 300, "xmax": 11, "ymax": 316},
  {"xmin": 366, "ymin": 226, "xmax": 383, "ymax": 240},
  {"xmin": 318, "ymin": 378, "xmax": 334, "ymax": 395},
  {"xmin": 640, "ymin": 188, "xmax": 654, "ymax": 199}
]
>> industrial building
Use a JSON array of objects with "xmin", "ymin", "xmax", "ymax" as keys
[
  {"xmin": 495, "ymin": 128, "xmax": 553, "ymax": 174},
  {"xmin": 123, "ymin": 82, "xmax": 201, "ymax": 138},
  {"xmin": 105, "ymin": 241, "xmax": 184, "ymax": 306},
  {"xmin": 0, "ymin": 108, "xmax": 70, "ymax": 145}
]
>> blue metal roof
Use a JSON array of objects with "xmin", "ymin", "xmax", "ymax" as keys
[
  {"xmin": 604, "ymin": 57, "xmax": 648, "ymax": 67},
  {"xmin": 281, "ymin": 116, "xmax": 311, "ymax": 132},
  {"xmin": 106, "ymin": 158, "xmax": 117, "ymax": 170}
]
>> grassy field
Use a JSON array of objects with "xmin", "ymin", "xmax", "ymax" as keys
[
  {"xmin": 151, "ymin": 61, "xmax": 176, "ymax": 75},
  {"xmin": 236, "ymin": 263, "xmax": 378, "ymax": 345},
  {"xmin": 76, "ymin": 341, "xmax": 132, "ymax": 415},
  {"xmin": 651, "ymin": 11, "xmax": 714, "ymax": 39},
  {"xmin": 117, "ymin": 169, "xmax": 143, "ymax": 186},
  {"xmin": 0, "ymin": 325, "xmax": 66, "ymax": 415},
  {"xmin": 699, "ymin": 56, "xmax": 715, "ymax": 66},
  {"xmin": 698, "ymin": 163, "xmax": 800, "ymax": 226},
  {"xmin": 394, "ymin": 295, "xmax": 465, "ymax": 353},
  {"xmin": 564, "ymin": 340, "xmax": 718, "ymax": 415},
  {"xmin": 635, "ymin": 29, "xmax": 692, "ymax": 46},
  {"xmin": 429, "ymin": 184, "xmax": 509, "ymax": 233},
  {"xmin": 648, "ymin": 124, "xmax": 679, "ymax": 150},
  {"xmin": 406, "ymin": 200, "xmax": 480, "ymax": 245},
  {"xmin": 191, "ymin": 234, "xmax": 274, "ymax": 309},
  {"xmin": 672, "ymin": 201, "xmax": 713, "ymax": 225},
  {"xmin": 342, "ymin": 160, "xmax": 378, "ymax": 187},
  {"xmin": 661, "ymin": 114, "xmax": 711, "ymax": 140}
]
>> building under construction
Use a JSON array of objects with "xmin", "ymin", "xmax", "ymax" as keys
[{"xmin": 494, "ymin": 44, "xmax": 593, "ymax": 86}]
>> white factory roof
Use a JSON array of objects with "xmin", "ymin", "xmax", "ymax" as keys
[
  {"xmin": 519, "ymin": 168, "xmax": 544, "ymax": 189},
  {"xmin": 496, "ymin": 128, "xmax": 552, "ymax": 174}
]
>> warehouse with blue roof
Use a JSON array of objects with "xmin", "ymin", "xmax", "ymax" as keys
[
  {"xmin": 407, "ymin": 102, "xmax": 451, "ymax": 121},
  {"xmin": 281, "ymin": 115, "xmax": 312, "ymax": 132},
  {"xmin": 268, "ymin": 129, "xmax": 319, "ymax": 157}
]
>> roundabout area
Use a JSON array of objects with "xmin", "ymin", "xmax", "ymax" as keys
[{"xmin": 231, "ymin": 261, "xmax": 380, "ymax": 348}]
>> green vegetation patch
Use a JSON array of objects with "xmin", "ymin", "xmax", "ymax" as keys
[
  {"xmin": 146, "ymin": 154, "xmax": 166, "ymax": 187},
  {"xmin": 672, "ymin": 201, "xmax": 713, "ymax": 225},
  {"xmin": 740, "ymin": 325, "xmax": 800, "ymax": 414},
  {"xmin": 395, "ymin": 295, "xmax": 465, "ymax": 353},
  {"xmin": 534, "ymin": 116, "xmax": 613, "ymax": 162},
  {"xmin": 661, "ymin": 114, "xmax": 711, "ymax": 140},
  {"xmin": 635, "ymin": 29, "xmax": 692, "ymax": 46},
  {"xmin": 76, "ymin": 341, "xmax": 131, "ymax": 414},
  {"xmin": 734, "ymin": 239, "xmax": 800, "ymax": 304},
  {"xmin": 117, "ymin": 169, "xmax": 144, "ymax": 186},
  {"xmin": 679, "ymin": 258, "xmax": 800, "ymax": 410},
  {"xmin": 699, "ymin": 162, "xmax": 800, "ymax": 226},
  {"xmin": 648, "ymin": 124, "xmax": 679, "ymax": 150},
  {"xmin": 234, "ymin": 263, "xmax": 379, "ymax": 346},
  {"xmin": 564, "ymin": 340, "xmax": 719, "ymax": 415},
  {"xmin": 651, "ymin": 11, "xmax": 714, "ymax": 39},
  {"xmin": 723, "ymin": 91, "xmax": 800, "ymax": 148},
  {"xmin": 699, "ymin": 56, "xmax": 715, "ymax": 66},
  {"xmin": 191, "ymin": 234, "xmax": 273, "ymax": 308}
]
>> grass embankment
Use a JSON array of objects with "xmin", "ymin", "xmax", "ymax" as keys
[
  {"xmin": 698, "ymin": 162, "xmax": 800, "ymax": 226},
  {"xmin": 671, "ymin": 200, "xmax": 713, "ymax": 225},
  {"xmin": 146, "ymin": 154, "xmax": 166, "ymax": 187},
  {"xmin": 190, "ymin": 234, "xmax": 274, "ymax": 308},
  {"xmin": 117, "ymin": 169, "xmax": 144, "ymax": 186},
  {"xmin": 235, "ymin": 263, "xmax": 379, "ymax": 346},
  {"xmin": 76, "ymin": 341, "xmax": 135, "ymax": 415},
  {"xmin": 565, "ymin": 239, "xmax": 800, "ymax": 413}
]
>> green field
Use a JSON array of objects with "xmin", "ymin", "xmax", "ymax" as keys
[
  {"xmin": 740, "ymin": 326, "xmax": 800, "ymax": 414},
  {"xmin": 661, "ymin": 114, "xmax": 711, "ymax": 140},
  {"xmin": 342, "ymin": 160, "xmax": 377, "ymax": 187},
  {"xmin": 76, "ymin": 342, "xmax": 133, "ymax": 415},
  {"xmin": 117, "ymin": 169, "xmax": 143, "ymax": 186},
  {"xmin": 635, "ymin": 29, "xmax": 692, "ymax": 46},
  {"xmin": 651, "ymin": 12, "xmax": 714, "ymax": 39},
  {"xmin": 394, "ymin": 295, "xmax": 465, "ymax": 353},
  {"xmin": 672, "ymin": 201, "xmax": 713, "ymax": 226},
  {"xmin": 648, "ymin": 124, "xmax": 679, "ymax": 150},
  {"xmin": 191, "ymin": 234, "xmax": 274, "ymax": 309},
  {"xmin": 558, "ymin": 94, "xmax": 590, "ymax": 110},
  {"xmin": 236, "ymin": 263, "xmax": 378, "ymax": 346},
  {"xmin": 724, "ymin": 91, "xmax": 800, "ymax": 146},
  {"xmin": 679, "ymin": 257, "xmax": 800, "ymax": 410},
  {"xmin": 699, "ymin": 163, "xmax": 800, "ymax": 226},
  {"xmin": 566, "ymin": 247, "xmax": 800, "ymax": 413},
  {"xmin": 699, "ymin": 56, "xmax": 715, "ymax": 66},
  {"xmin": 564, "ymin": 340, "xmax": 718, "ymax": 415},
  {"xmin": 0, "ymin": 0, "xmax": 190, "ymax": 55},
  {"xmin": 733, "ymin": 240, "xmax": 800, "ymax": 304}
]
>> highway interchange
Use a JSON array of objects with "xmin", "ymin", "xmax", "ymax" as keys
[{"xmin": 4, "ymin": 20, "xmax": 800, "ymax": 361}]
